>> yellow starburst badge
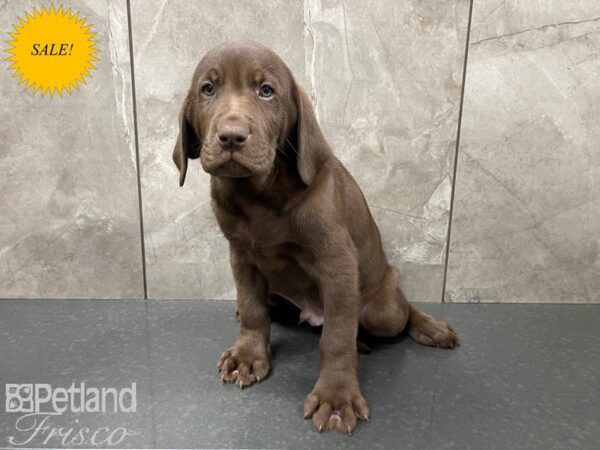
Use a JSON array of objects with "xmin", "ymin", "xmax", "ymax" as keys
[{"xmin": 5, "ymin": 4, "xmax": 99, "ymax": 96}]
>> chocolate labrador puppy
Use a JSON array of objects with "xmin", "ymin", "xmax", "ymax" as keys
[{"xmin": 173, "ymin": 41, "xmax": 458, "ymax": 434}]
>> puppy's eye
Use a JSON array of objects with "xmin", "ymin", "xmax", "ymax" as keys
[
  {"xmin": 259, "ymin": 84, "xmax": 274, "ymax": 99},
  {"xmin": 201, "ymin": 83, "xmax": 216, "ymax": 97}
]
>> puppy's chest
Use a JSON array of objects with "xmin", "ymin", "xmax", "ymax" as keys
[
  {"xmin": 219, "ymin": 202, "xmax": 301, "ymax": 266},
  {"xmin": 216, "ymin": 199, "xmax": 322, "ymax": 326}
]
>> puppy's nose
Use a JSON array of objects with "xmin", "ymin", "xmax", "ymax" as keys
[{"xmin": 217, "ymin": 125, "xmax": 249, "ymax": 150}]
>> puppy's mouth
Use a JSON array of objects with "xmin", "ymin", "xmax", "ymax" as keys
[
  {"xmin": 213, "ymin": 158, "xmax": 253, "ymax": 178},
  {"xmin": 201, "ymin": 142, "xmax": 276, "ymax": 178}
]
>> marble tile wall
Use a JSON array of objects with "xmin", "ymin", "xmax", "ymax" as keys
[
  {"xmin": 445, "ymin": 1, "xmax": 600, "ymax": 302},
  {"xmin": 0, "ymin": 1, "xmax": 144, "ymax": 298},
  {"xmin": 132, "ymin": 0, "xmax": 470, "ymax": 301},
  {"xmin": 2, "ymin": 1, "xmax": 598, "ymax": 302}
]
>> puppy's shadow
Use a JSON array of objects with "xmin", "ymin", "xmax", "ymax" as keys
[
  {"xmin": 268, "ymin": 299, "xmax": 411, "ymax": 369},
  {"xmin": 269, "ymin": 301, "xmax": 321, "ymax": 360}
]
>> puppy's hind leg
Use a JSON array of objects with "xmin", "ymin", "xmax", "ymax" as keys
[
  {"xmin": 359, "ymin": 265, "xmax": 458, "ymax": 348},
  {"xmin": 359, "ymin": 266, "xmax": 410, "ymax": 337}
]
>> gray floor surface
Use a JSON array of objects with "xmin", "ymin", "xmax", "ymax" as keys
[{"xmin": 0, "ymin": 300, "xmax": 598, "ymax": 449}]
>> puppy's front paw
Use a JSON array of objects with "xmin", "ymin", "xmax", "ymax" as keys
[
  {"xmin": 303, "ymin": 375, "xmax": 370, "ymax": 435},
  {"xmin": 217, "ymin": 344, "xmax": 270, "ymax": 388}
]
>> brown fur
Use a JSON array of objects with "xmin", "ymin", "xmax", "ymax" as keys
[{"xmin": 173, "ymin": 41, "xmax": 458, "ymax": 435}]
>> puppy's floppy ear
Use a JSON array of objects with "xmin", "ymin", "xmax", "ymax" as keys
[
  {"xmin": 173, "ymin": 93, "xmax": 202, "ymax": 186},
  {"xmin": 292, "ymin": 83, "xmax": 332, "ymax": 185}
]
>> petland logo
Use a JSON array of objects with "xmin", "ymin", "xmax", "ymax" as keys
[{"xmin": 4, "ymin": 383, "xmax": 139, "ymax": 447}]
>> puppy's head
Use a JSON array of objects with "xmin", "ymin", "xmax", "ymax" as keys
[{"xmin": 173, "ymin": 41, "xmax": 330, "ymax": 186}]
